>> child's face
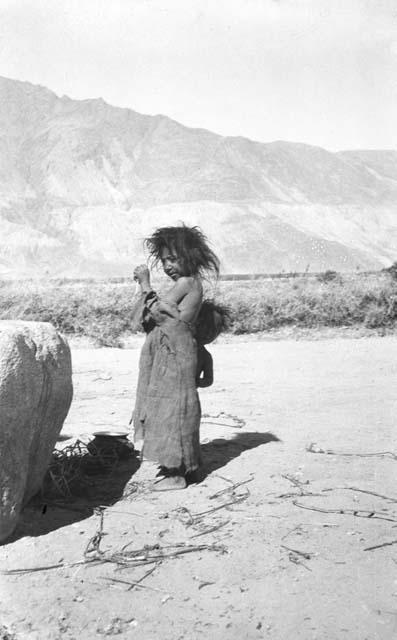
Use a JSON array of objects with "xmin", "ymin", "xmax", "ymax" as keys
[{"xmin": 160, "ymin": 247, "xmax": 185, "ymax": 280}]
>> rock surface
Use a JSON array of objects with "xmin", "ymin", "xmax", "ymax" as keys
[{"xmin": 0, "ymin": 321, "xmax": 73, "ymax": 542}]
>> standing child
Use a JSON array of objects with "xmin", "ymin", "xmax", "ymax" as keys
[{"xmin": 133, "ymin": 225, "xmax": 220, "ymax": 490}]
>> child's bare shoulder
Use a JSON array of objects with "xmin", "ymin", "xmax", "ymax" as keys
[{"xmin": 178, "ymin": 276, "xmax": 202, "ymax": 292}]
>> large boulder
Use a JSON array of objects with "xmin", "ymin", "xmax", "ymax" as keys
[{"xmin": 0, "ymin": 321, "xmax": 73, "ymax": 543}]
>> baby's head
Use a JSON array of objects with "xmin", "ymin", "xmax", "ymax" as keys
[
  {"xmin": 195, "ymin": 299, "xmax": 230, "ymax": 344},
  {"xmin": 145, "ymin": 225, "xmax": 220, "ymax": 279}
]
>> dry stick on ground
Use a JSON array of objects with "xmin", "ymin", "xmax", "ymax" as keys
[
  {"xmin": 103, "ymin": 508, "xmax": 145, "ymax": 518},
  {"xmin": 293, "ymin": 500, "xmax": 397, "ymax": 523},
  {"xmin": 193, "ymin": 492, "xmax": 250, "ymax": 519},
  {"xmin": 103, "ymin": 576, "xmax": 164, "ymax": 593},
  {"xmin": 288, "ymin": 554, "xmax": 312, "ymax": 572},
  {"xmin": 322, "ymin": 487, "xmax": 397, "ymax": 504},
  {"xmin": 201, "ymin": 412, "xmax": 246, "ymax": 429},
  {"xmin": 281, "ymin": 474, "xmax": 309, "ymax": 490},
  {"xmin": 102, "ymin": 562, "xmax": 163, "ymax": 592},
  {"xmin": 278, "ymin": 474, "xmax": 322, "ymax": 499},
  {"xmin": 126, "ymin": 562, "xmax": 160, "ymax": 590},
  {"xmin": 165, "ymin": 483, "xmax": 251, "ymax": 526},
  {"xmin": 213, "ymin": 474, "xmax": 235, "ymax": 485},
  {"xmin": 209, "ymin": 478, "xmax": 254, "ymax": 500},
  {"xmin": 0, "ymin": 560, "xmax": 96, "ymax": 575},
  {"xmin": 116, "ymin": 561, "xmax": 163, "ymax": 571},
  {"xmin": 3, "ymin": 511, "xmax": 226, "ymax": 576},
  {"xmin": 104, "ymin": 543, "xmax": 227, "ymax": 567},
  {"xmin": 281, "ymin": 525, "xmax": 305, "ymax": 541},
  {"xmin": 190, "ymin": 520, "xmax": 230, "ymax": 538},
  {"xmin": 3, "ymin": 544, "xmax": 227, "ymax": 576},
  {"xmin": 84, "ymin": 514, "xmax": 228, "ymax": 565},
  {"xmin": 280, "ymin": 544, "xmax": 312, "ymax": 560},
  {"xmin": 364, "ymin": 539, "xmax": 397, "ymax": 552},
  {"xmin": 84, "ymin": 507, "xmax": 106, "ymax": 558},
  {"xmin": 306, "ymin": 443, "xmax": 397, "ymax": 461},
  {"xmin": 280, "ymin": 545, "xmax": 312, "ymax": 572}
]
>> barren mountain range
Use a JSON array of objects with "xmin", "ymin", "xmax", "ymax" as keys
[{"xmin": 0, "ymin": 76, "xmax": 396, "ymax": 277}]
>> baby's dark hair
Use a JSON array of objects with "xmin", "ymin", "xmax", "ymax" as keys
[
  {"xmin": 145, "ymin": 224, "xmax": 220, "ymax": 278},
  {"xmin": 196, "ymin": 299, "xmax": 231, "ymax": 345}
]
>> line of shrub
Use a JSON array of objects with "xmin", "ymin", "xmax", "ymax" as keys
[
  {"xmin": 0, "ymin": 272, "xmax": 396, "ymax": 346},
  {"xmin": 221, "ymin": 272, "xmax": 397, "ymax": 334}
]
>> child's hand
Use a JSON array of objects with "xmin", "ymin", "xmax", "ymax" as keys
[{"xmin": 133, "ymin": 264, "xmax": 150, "ymax": 284}]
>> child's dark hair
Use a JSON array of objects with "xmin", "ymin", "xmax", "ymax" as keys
[
  {"xmin": 145, "ymin": 225, "xmax": 220, "ymax": 278},
  {"xmin": 196, "ymin": 299, "xmax": 230, "ymax": 344}
]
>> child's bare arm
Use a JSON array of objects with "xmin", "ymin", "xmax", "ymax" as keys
[
  {"xmin": 162, "ymin": 277, "xmax": 194, "ymax": 304},
  {"xmin": 162, "ymin": 277, "xmax": 201, "ymax": 323}
]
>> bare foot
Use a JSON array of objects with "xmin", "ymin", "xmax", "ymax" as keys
[{"xmin": 153, "ymin": 475, "xmax": 187, "ymax": 491}]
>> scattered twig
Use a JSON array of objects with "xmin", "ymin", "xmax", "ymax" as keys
[
  {"xmin": 120, "ymin": 539, "xmax": 145, "ymax": 553},
  {"xmin": 306, "ymin": 443, "xmax": 397, "ymax": 461},
  {"xmin": 116, "ymin": 560, "xmax": 162, "ymax": 571},
  {"xmin": 364, "ymin": 539, "xmax": 397, "ymax": 552},
  {"xmin": 164, "ymin": 479, "xmax": 251, "ymax": 529},
  {"xmin": 106, "ymin": 509, "xmax": 145, "ymax": 518},
  {"xmin": 193, "ymin": 493, "xmax": 250, "ymax": 518},
  {"xmin": 190, "ymin": 520, "xmax": 230, "ymax": 538},
  {"xmin": 213, "ymin": 475, "xmax": 235, "ymax": 485},
  {"xmin": 281, "ymin": 525, "xmax": 304, "ymax": 540},
  {"xmin": 201, "ymin": 422, "xmax": 240, "ymax": 428},
  {"xmin": 322, "ymin": 487, "xmax": 397, "ymax": 504},
  {"xmin": 102, "ymin": 563, "xmax": 163, "ymax": 592},
  {"xmin": 198, "ymin": 581, "xmax": 215, "ymax": 590},
  {"xmin": 92, "ymin": 542, "xmax": 227, "ymax": 566},
  {"xmin": 130, "ymin": 562, "xmax": 160, "ymax": 588},
  {"xmin": 103, "ymin": 576, "xmax": 163, "ymax": 592},
  {"xmin": 281, "ymin": 545, "xmax": 312, "ymax": 571},
  {"xmin": 277, "ymin": 491, "xmax": 324, "ymax": 499},
  {"xmin": 209, "ymin": 478, "xmax": 253, "ymax": 500},
  {"xmin": 4, "ymin": 540, "xmax": 226, "ymax": 577},
  {"xmin": 84, "ymin": 508, "xmax": 106, "ymax": 558},
  {"xmin": 288, "ymin": 554, "xmax": 312, "ymax": 571},
  {"xmin": 293, "ymin": 500, "xmax": 397, "ymax": 523},
  {"xmin": 280, "ymin": 544, "xmax": 312, "ymax": 560},
  {"xmin": 281, "ymin": 474, "xmax": 308, "ymax": 489},
  {"xmin": 277, "ymin": 474, "xmax": 322, "ymax": 498},
  {"xmin": 201, "ymin": 412, "xmax": 246, "ymax": 429},
  {"xmin": 193, "ymin": 575, "xmax": 216, "ymax": 589},
  {"xmin": 0, "ymin": 560, "xmax": 93, "ymax": 575}
]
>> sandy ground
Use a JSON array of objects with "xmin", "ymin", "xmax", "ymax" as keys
[{"xmin": 1, "ymin": 335, "xmax": 397, "ymax": 640}]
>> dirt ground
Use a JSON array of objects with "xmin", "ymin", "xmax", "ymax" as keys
[{"xmin": 1, "ymin": 335, "xmax": 397, "ymax": 640}]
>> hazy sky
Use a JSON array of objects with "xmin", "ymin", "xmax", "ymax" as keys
[{"xmin": 1, "ymin": 0, "xmax": 396, "ymax": 150}]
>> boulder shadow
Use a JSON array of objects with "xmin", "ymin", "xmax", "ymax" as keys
[
  {"xmin": 4, "ymin": 432, "xmax": 280, "ymax": 545},
  {"xmin": 4, "ymin": 454, "xmax": 141, "ymax": 544},
  {"xmin": 198, "ymin": 431, "xmax": 280, "ymax": 480}
]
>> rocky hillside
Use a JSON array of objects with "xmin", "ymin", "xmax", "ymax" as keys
[{"xmin": 0, "ymin": 76, "xmax": 396, "ymax": 277}]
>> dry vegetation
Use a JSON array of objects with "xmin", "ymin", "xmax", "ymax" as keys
[{"xmin": 1, "ymin": 270, "xmax": 397, "ymax": 346}]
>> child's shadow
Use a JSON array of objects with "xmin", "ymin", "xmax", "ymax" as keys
[{"xmin": 200, "ymin": 431, "xmax": 280, "ymax": 479}]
